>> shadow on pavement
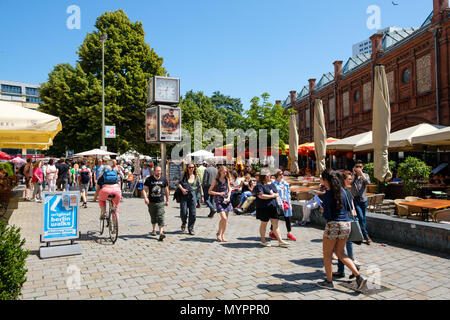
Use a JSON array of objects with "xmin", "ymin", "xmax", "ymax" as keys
[
  {"xmin": 179, "ymin": 237, "xmax": 217, "ymax": 243},
  {"xmin": 257, "ymin": 281, "xmax": 360, "ymax": 296},
  {"xmin": 236, "ymin": 237, "xmax": 262, "ymax": 242},
  {"xmin": 272, "ymin": 270, "xmax": 325, "ymax": 281},
  {"xmin": 290, "ymin": 258, "xmax": 323, "ymax": 268},
  {"xmin": 79, "ymin": 230, "xmax": 116, "ymax": 245},
  {"xmin": 220, "ymin": 242, "xmax": 264, "ymax": 249},
  {"xmin": 310, "ymin": 239, "xmax": 322, "ymax": 243}
]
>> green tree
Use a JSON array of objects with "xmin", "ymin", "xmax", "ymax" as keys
[
  {"xmin": 40, "ymin": 10, "xmax": 166, "ymax": 155},
  {"xmin": 397, "ymin": 157, "xmax": 432, "ymax": 194},
  {"xmin": 210, "ymin": 91, "xmax": 245, "ymax": 129}
]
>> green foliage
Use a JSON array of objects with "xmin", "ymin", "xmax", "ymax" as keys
[
  {"xmin": 0, "ymin": 221, "xmax": 29, "ymax": 300},
  {"xmin": 244, "ymin": 93, "xmax": 296, "ymax": 149},
  {"xmin": 0, "ymin": 162, "xmax": 14, "ymax": 177},
  {"xmin": 39, "ymin": 10, "xmax": 166, "ymax": 156},
  {"xmin": 397, "ymin": 157, "xmax": 432, "ymax": 193},
  {"xmin": 364, "ymin": 160, "xmax": 396, "ymax": 185},
  {"xmin": 210, "ymin": 91, "xmax": 245, "ymax": 130}
]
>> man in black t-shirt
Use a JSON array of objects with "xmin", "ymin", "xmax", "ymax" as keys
[
  {"xmin": 143, "ymin": 166, "xmax": 169, "ymax": 241},
  {"xmin": 55, "ymin": 159, "xmax": 70, "ymax": 191}
]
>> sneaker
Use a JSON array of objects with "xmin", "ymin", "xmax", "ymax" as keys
[
  {"xmin": 261, "ymin": 242, "xmax": 271, "ymax": 247},
  {"xmin": 349, "ymin": 265, "xmax": 360, "ymax": 279},
  {"xmin": 158, "ymin": 234, "xmax": 166, "ymax": 242},
  {"xmin": 316, "ymin": 280, "xmax": 334, "ymax": 290},
  {"xmin": 287, "ymin": 233, "xmax": 297, "ymax": 241},
  {"xmin": 234, "ymin": 208, "xmax": 244, "ymax": 215},
  {"xmin": 332, "ymin": 272, "xmax": 345, "ymax": 278},
  {"xmin": 151, "ymin": 230, "xmax": 157, "ymax": 236},
  {"xmin": 181, "ymin": 223, "xmax": 186, "ymax": 232},
  {"xmin": 365, "ymin": 237, "xmax": 372, "ymax": 245},
  {"xmin": 189, "ymin": 230, "xmax": 195, "ymax": 235},
  {"xmin": 269, "ymin": 232, "xmax": 277, "ymax": 240},
  {"xmin": 356, "ymin": 275, "xmax": 367, "ymax": 292},
  {"xmin": 278, "ymin": 242, "xmax": 289, "ymax": 248}
]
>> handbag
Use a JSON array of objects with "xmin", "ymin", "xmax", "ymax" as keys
[{"xmin": 343, "ymin": 190, "xmax": 364, "ymax": 243}]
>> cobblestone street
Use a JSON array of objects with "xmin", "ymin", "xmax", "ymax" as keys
[{"xmin": 7, "ymin": 190, "xmax": 450, "ymax": 300}]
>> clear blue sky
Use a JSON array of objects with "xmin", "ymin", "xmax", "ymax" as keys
[{"xmin": 0, "ymin": 0, "xmax": 432, "ymax": 109}]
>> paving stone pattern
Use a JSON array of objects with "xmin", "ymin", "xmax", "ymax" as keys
[{"xmin": 7, "ymin": 190, "xmax": 450, "ymax": 300}]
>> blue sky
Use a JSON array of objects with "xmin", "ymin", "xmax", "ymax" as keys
[{"xmin": 0, "ymin": 0, "xmax": 431, "ymax": 109}]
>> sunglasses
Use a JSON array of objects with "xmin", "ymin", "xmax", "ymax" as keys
[
  {"xmin": 188, "ymin": 167, "xmax": 195, "ymax": 169},
  {"xmin": 355, "ymin": 166, "xmax": 363, "ymax": 168}
]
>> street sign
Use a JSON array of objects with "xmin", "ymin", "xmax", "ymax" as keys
[
  {"xmin": 105, "ymin": 126, "xmax": 116, "ymax": 138},
  {"xmin": 41, "ymin": 192, "xmax": 80, "ymax": 242}
]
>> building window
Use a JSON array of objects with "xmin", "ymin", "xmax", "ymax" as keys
[
  {"xmin": 402, "ymin": 69, "xmax": 410, "ymax": 83},
  {"xmin": 343, "ymin": 92, "xmax": 349, "ymax": 118},
  {"xmin": 363, "ymin": 82, "xmax": 371, "ymax": 112},
  {"xmin": 305, "ymin": 108, "xmax": 310, "ymax": 129},
  {"xmin": 26, "ymin": 87, "xmax": 39, "ymax": 96},
  {"xmin": 416, "ymin": 54, "xmax": 432, "ymax": 94},
  {"xmin": 329, "ymin": 97, "xmax": 335, "ymax": 122},
  {"xmin": 354, "ymin": 91, "xmax": 360, "ymax": 103},
  {"xmin": 1, "ymin": 94, "xmax": 22, "ymax": 101},
  {"xmin": 26, "ymin": 96, "xmax": 42, "ymax": 103},
  {"xmin": 1, "ymin": 84, "xmax": 22, "ymax": 95},
  {"xmin": 386, "ymin": 71, "xmax": 395, "ymax": 103}
]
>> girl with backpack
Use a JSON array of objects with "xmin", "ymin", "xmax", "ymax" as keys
[{"xmin": 97, "ymin": 165, "xmax": 121, "ymax": 220}]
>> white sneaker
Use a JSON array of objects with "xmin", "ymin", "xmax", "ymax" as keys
[{"xmin": 261, "ymin": 242, "xmax": 271, "ymax": 247}]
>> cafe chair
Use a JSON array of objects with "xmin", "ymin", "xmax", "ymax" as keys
[
  {"xmin": 433, "ymin": 209, "xmax": 450, "ymax": 223},
  {"xmin": 404, "ymin": 196, "xmax": 424, "ymax": 219},
  {"xmin": 368, "ymin": 194, "xmax": 385, "ymax": 214},
  {"xmin": 394, "ymin": 199, "xmax": 409, "ymax": 218}
]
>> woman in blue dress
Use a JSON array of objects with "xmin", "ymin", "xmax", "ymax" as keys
[
  {"xmin": 272, "ymin": 170, "xmax": 296, "ymax": 241},
  {"xmin": 209, "ymin": 166, "xmax": 234, "ymax": 242}
]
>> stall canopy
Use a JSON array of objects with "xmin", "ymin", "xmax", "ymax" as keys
[
  {"xmin": 327, "ymin": 131, "xmax": 372, "ymax": 151},
  {"xmin": 411, "ymin": 126, "xmax": 450, "ymax": 147},
  {"xmin": 186, "ymin": 150, "xmax": 214, "ymax": 159},
  {"xmin": 74, "ymin": 149, "xmax": 118, "ymax": 157},
  {"xmin": 354, "ymin": 123, "xmax": 443, "ymax": 152},
  {"xmin": 0, "ymin": 100, "xmax": 62, "ymax": 150},
  {"xmin": 0, "ymin": 151, "xmax": 12, "ymax": 160}
]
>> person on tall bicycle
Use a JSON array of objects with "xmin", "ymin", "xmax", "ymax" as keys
[{"xmin": 98, "ymin": 165, "xmax": 122, "ymax": 220}]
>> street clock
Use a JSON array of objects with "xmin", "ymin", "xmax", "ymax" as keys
[{"xmin": 147, "ymin": 76, "xmax": 180, "ymax": 105}]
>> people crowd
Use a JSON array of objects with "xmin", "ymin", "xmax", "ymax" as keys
[{"xmin": 17, "ymin": 156, "xmax": 376, "ymax": 292}]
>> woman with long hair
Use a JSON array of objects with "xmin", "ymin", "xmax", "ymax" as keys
[
  {"xmin": 31, "ymin": 161, "xmax": 44, "ymax": 202},
  {"xmin": 254, "ymin": 169, "xmax": 289, "ymax": 248},
  {"xmin": 46, "ymin": 159, "xmax": 58, "ymax": 192},
  {"xmin": 271, "ymin": 170, "xmax": 296, "ymax": 241},
  {"xmin": 209, "ymin": 166, "xmax": 234, "ymax": 242},
  {"xmin": 178, "ymin": 163, "xmax": 203, "ymax": 235},
  {"xmin": 317, "ymin": 169, "xmax": 366, "ymax": 291},
  {"xmin": 333, "ymin": 170, "xmax": 360, "ymax": 279}
]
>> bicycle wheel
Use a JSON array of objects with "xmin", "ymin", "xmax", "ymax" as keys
[{"xmin": 109, "ymin": 206, "xmax": 119, "ymax": 244}]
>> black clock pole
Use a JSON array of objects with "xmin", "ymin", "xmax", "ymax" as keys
[{"xmin": 161, "ymin": 142, "xmax": 167, "ymax": 178}]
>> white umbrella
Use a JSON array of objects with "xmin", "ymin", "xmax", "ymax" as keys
[
  {"xmin": 74, "ymin": 148, "xmax": 118, "ymax": 157},
  {"xmin": 327, "ymin": 131, "xmax": 372, "ymax": 151},
  {"xmin": 186, "ymin": 150, "xmax": 214, "ymax": 158},
  {"xmin": 314, "ymin": 99, "xmax": 326, "ymax": 175},
  {"xmin": 411, "ymin": 126, "xmax": 450, "ymax": 147},
  {"xmin": 289, "ymin": 114, "xmax": 299, "ymax": 174},
  {"xmin": 11, "ymin": 157, "xmax": 26, "ymax": 164}
]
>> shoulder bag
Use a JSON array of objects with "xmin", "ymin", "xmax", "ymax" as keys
[{"xmin": 343, "ymin": 189, "xmax": 364, "ymax": 243}]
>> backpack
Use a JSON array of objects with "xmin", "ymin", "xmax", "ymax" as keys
[
  {"xmin": 102, "ymin": 169, "xmax": 118, "ymax": 185},
  {"xmin": 80, "ymin": 169, "xmax": 90, "ymax": 184}
]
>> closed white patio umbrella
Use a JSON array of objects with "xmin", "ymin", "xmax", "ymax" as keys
[{"xmin": 314, "ymin": 99, "xmax": 326, "ymax": 176}]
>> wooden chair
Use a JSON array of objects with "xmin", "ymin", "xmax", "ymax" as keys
[
  {"xmin": 404, "ymin": 196, "xmax": 424, "ymax": 218},
  {"xmin": 394, "ymin": 199, "xmax": 409, "ymax": 218},
  {"xmin": 368, "ymin": 194, "xmax": 385, "ymax": 214},
  {"xmin": 433, "ymin": 209, "xmax": 450, "ymax": 223}
]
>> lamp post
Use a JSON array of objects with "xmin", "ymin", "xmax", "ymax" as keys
[{"xmin": 100, "ymin": 34, "xmax": 107, "ymax": 149}]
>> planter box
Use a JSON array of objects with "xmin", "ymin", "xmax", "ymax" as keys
[{"xmin": 367, "ymin": 184, "xmax": 377, "ymax": 193}]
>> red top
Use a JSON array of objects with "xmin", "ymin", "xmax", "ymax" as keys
[{"xmin": 32, "ymin": 167, "xmax": 43, "ymax": 183}]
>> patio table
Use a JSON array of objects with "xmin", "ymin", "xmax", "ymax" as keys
[{"xmin": 399, "ymin": 199, "xmax": 450, "ymax": 221}]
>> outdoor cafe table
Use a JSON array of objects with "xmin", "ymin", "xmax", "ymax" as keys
[{"xmin": 399, "ymin": 199, "xmax": 450, "ymax": 222}]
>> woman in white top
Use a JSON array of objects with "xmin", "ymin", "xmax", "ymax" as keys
[{"xmin": 46, "ymin": 159, "xmax": 58, "ymax": 192}]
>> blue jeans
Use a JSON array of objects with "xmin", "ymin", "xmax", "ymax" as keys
[
  {"xmin": 240, "ymin": 191, "xmax": 253, "ymax": 204},
  {"xmin": 354, "ymin": 199, "xmax": 369, "ymax": 237},
  {"xmin": 180, "ymin": 194, "xmax": 197, "ymax": 232},
  {"xmin": 337, "ymin": 241, "xmax": 354, "ymax": 274},
  {"xmin": 203, "ymin": 184, "xmax": 215, "ymax": 213}
]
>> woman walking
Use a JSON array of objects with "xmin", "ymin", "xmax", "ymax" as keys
[
  {"xmin": 209, "ymin": 166, "xmax": 233, "ymax": 242},
  {"xmin": 178, "ymin": 163, "xmax": 203, "ymax": 235},
  {"xmin": 333, "ymin": 171, "xmax": 360, "ymax": 279},
  {"xmin": 254, "ymin": 169, "xmax": 289, "ymax": 248},
  {"xmin": 46, "ymin": 159, "xmax": 58, "ymax": 192},
  {"xmin": 271, "ymin": 170, "xmax": 296, "ymax": 241},
  {"xmin": 316, "ymin": 169, "xmax": 367, "ymax": 291},
  {"xmin": 31, "ymin": 161, "xmax": 44, "ymax": 202}
]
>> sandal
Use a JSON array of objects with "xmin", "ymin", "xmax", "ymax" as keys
[
  {"xmin": 216, "ymin": 232, "xmax": 222, "ymax": 242},
  {"xmin": 181, "ymin": 223, "xmax": 186, "ymax": 232},
  {"xmin": 151, "ymin": 231, "xmax": 157, "ymax": 236}
]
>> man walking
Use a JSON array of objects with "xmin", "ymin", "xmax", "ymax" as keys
[
  {"xmin": 196, "ymin": 161, "xmax": 206, "ymax": 208},
  {"xmin": 93, "ymin": 159, "xmax": 104, "ymax": 202},
  {"xmin": 55, "ymin": 159, "xmax": 70, "ymax": 191},
  {"xmin": 351, "ymin": 160, "xmax": 372, "ymax": 244},
  {"xmin": 23, "ymin": 158, "xmax": 34, "ymax": 201},
  {"xmin": 143, "ymin": 166, "xmax": 169, "ymax": 241},
  {"xmin": 202, "ymin": 162, "xmax": 218, "ymax": 217},
  {"xmin": 78, "ymin": 161, "xmax": 92, "ymax": 208}
]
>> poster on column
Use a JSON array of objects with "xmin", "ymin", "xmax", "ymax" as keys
[{"xmin": 41, "ymin": 192, "xmax": 80, "ymax": 242}]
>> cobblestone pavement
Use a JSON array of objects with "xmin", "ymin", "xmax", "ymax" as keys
[{"xmin": 7, "ymin": 189, "xmax": 450, "ymax": 300}]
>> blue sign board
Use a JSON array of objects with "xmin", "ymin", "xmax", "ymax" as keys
[{"xmin": 41, "ymin": 192, "xmax": 79, "ymax": 242}]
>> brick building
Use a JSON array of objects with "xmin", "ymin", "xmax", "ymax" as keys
[{"xmin": 283, "ymin": 0, "xmax": 450, "ymax": 147}]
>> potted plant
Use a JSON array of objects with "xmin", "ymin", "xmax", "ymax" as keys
[{"xmin": 397, "ymin": 157, "xmax": 432, "ymax": 195}]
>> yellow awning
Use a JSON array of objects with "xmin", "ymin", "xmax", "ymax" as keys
[{"xmin": 0, "ymin": 101, "xmax": 62, "ymax": 150}]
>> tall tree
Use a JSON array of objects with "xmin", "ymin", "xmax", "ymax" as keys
[
  {"xmin": 40, "ymin": 10, "xmax": 166, "ymax": 155},
  {"xmin": 210, "ymin": 91, "xmax": 245, "ymax": 130}
]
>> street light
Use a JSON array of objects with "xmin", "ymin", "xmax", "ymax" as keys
[{"xmin": 100, "ymin": 34, "xmax": 108, "ymax": 149}]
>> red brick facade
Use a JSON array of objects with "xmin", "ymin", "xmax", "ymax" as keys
[{"xmin": 288, "ymin": 1, "xmax": 450, "ymax": 144}]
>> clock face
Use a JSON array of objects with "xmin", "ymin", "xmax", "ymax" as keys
[{"xmin": 155, "ymin": 78, "xmax": 179, "ymax": 103}]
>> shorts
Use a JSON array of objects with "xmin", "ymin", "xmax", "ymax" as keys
[
  {"xmin": 323, "ymin": 221, "xmax": 351, "ymax": 240},
  {"xmin": 148, "ymin": 202, "xmax": 165, "ymax": 226},
  {"xmin": 25, "ymin": 177, "xmax": 32, "ymax": 188},
  {"xmin": 79, "ymin": 183, "xmax": 90, "ymax": 193},
  {"xmin": 256, "ymin": 206, "xmax": 279, "ymax": 222}
]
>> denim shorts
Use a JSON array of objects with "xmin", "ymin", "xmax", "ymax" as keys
[{"xmin": 324, "ymin": 221, "xmax": 351, "ymax": 240}]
